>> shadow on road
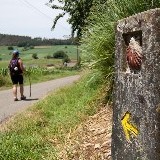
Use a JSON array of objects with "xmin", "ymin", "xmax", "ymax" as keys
[{"xmin": 23, "ymin": 98, "xmax": 39, "ymax": 101}]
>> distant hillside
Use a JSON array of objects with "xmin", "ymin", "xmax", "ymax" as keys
[{"xmin": 0, "ymin": 34, "xmax": 75, "ymax": 46}]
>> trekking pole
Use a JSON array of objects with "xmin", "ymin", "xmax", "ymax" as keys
[
  {"xmin": 29, "ymin": 74, "xmax": 31, "ymax": 97},
  {"xmin": 27, "ymin": 71, "xmax": 31, "ymax": 97}
]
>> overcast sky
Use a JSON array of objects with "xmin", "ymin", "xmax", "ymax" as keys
[{"xmin": 0, "ymin": 0, "xmax": 71, "ymax": 39}]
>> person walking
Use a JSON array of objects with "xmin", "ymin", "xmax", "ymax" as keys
[{"xmin": 9, "ymin": 50, "xmax": 26, "ymax": 101}]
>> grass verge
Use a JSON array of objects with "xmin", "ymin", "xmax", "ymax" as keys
[
  {"xmin": 0, "ymin": 68, "xmax": 80, "ymax": 90},
  {"xmin": 0, "ymin": 71, "xmax": 106, "ymax": 160}
]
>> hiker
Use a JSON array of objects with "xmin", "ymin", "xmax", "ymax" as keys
[{"xmin": 9, "ymin": 50, "xmax": 26, "ymax": 101}]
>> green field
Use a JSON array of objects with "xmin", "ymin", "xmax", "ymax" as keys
[{"xmin": 0, "ymin": 45, "xmax": 78, "ymax": 68}]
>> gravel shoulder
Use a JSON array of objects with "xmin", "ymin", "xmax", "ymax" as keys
[
  {"xmin": 0, "ymin": 75, "xmax": 80, "ymax": 123},
  {"xmin": 57, "ymin": 106, "xmax": 112, "ymax": 160}
]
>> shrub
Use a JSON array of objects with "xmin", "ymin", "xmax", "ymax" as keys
[
  {"xmin": 32, "ymin": 53, "xmax": 38, "ymax": 59},
  {"xmin": 8, "ymin": 46, "xmax": 14, "ymax": 50},
  {"xmin": 53, "ymin": 50, "xmax": 68, "ymax": 59}
]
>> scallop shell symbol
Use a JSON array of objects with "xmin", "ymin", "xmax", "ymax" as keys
[
  {"xmin": 126, "ymin": 37, "xmax": 142, "ymax": 70},
  {"xmin": 14, "ymin": 67, "xmax": 18, "ymax": 71}
]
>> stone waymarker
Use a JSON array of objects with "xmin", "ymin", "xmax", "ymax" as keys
[{"xmin": 111, "ymin": 9, "xmax": 160, "ymax": 160}]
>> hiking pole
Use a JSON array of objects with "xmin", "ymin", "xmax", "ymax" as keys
[
  {"xmin": 27, "ymin": 71, "xmax": 31, "ymax": 97},
  {"xmin": 29, "ymin": 74, "xmax": 31, "ymax": 97}
]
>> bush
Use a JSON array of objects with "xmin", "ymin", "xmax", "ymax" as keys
[
  {"xmin": 53, "ymin": 50, "xmax": 68, "ymax": 59},
  {"xmin": 32, "ymin": 53, "xmax": 38, "ymax": 59},
  {"xmin": 8, "ymin": 46, "xmax": 14, "ymax": 50}
]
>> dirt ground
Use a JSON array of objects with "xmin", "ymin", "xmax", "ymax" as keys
[{"xmin": 57, "ymin": 106, "xmax": 113, "ymax": 160}]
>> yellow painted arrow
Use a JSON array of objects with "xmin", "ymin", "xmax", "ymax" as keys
[{"xmin": 121, "ymin": 112, "xmax": 139, "ymax": 141}]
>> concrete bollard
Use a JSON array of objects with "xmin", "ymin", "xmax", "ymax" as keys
[{"xmin": 111, "ymin": 9, "xmax": 160, "ymax": 160}]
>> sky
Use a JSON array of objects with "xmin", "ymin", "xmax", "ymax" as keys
[{"xmin": 0, "ymin": 0, "xmax": 71, "ymax": 39}]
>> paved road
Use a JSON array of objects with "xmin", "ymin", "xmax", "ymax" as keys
[{"xmin": 0, "ymin": 75, "xmax": 80, "ymax": 123}]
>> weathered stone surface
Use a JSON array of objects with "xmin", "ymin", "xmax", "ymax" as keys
[{"xmin": 112, "ymin": 9, "xmax": 160, "ymax": 160}]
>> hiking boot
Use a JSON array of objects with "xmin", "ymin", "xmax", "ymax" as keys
[
  {"xmin": 14, "ymin": 98, "xmax": 18, "ymax": 101},
  {"xmin": 21, "ymin": 96, "xmax": 26, "ymax": 100}
]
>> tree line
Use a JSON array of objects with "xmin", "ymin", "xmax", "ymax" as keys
[{"xmin": 0, "ymin": 34, "xmax": 75, "ymax": 46}]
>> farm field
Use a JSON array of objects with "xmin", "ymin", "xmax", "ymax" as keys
[{"xmin": 0, "ymin": 45, "xmax": 78, "ymax": 68}]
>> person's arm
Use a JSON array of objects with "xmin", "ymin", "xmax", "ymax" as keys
[{"xmin": 18, "ymin": 59, "xmax": 25, "ymax": 72}]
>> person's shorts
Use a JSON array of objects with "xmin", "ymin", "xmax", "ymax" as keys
[{"xmin": 11, "ymin": 75, "xmax": 23, "ymax": 85}]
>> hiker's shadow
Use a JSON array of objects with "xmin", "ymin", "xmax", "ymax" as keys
[{"xmin": 23, "ymin": 98, "xmax": 39, "ymax": 101}]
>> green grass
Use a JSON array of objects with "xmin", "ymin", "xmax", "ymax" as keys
[
  {"xmin": 0, "ymin": 68, "xmax": 80, "ymax": 90},
  {"xmin": 0, "ymin": 59, "xmax": 62, "ymax": 68},
  {"xmin": 0, "ymin": 45, "xmax": 78, "ymax": 62},
  {"xmin": 23, "ymin": 58, "xmax": 62, "ymax": 68},
  {"xmin": 24, "ymin": 69, "xmax": 80, "ymax": 85},
  {"xmin": 0, "ymin": 72, "xmax": 105, "ymax": 159}
]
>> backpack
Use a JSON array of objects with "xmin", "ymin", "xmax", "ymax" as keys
[{"xmin": 9, "ymin": 58, "xmax": 20, "ymax": 75}]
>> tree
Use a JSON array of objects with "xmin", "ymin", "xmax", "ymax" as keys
[
  {"xmin": 53, "ymin": 50, "xmax": 67, "ymax": 59},
  {"xmin": 47, "ymin": 0, "xmax": 94, "ymax": 38}
]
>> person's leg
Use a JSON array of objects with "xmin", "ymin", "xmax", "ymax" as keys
[
  {"xmin": 19, "ymin": 84, "xmax": 24, "ymax": 97},
  {"xmin": 11, "ymin": 75, "xmax": 18, "ymax": 101},
  {"xmin": 13, "ymin": 84, "xmax": 18, "ymax": 100},
  {"xmin": 20, "ymin": 84, "xmax": 26, "ymax": 100},
  {"xmin": 19, "ymin": 75, "xmax": 26, "ymax": 100}
]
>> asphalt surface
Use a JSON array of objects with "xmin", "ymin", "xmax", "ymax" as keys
[{"xmin": 0, "ymin": 75, "xmax": 80, "ymax": 123}]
